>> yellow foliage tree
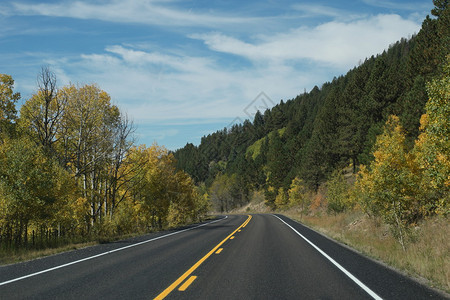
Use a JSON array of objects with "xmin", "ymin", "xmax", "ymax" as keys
[
  {"xmin": 119, "ymin": 143, "xmax": 206, "ymax": 231},
  {"xmin": 288, "ymin": 177, "xmax": 310, "ymax": 216},
  {"xmin": 414, "ymin": 55, "xmax": 450, "ymax": 215},
  {"xmin": 274, "ymin": 187, "xmax": 289, "ymax": 209},
  {"xmin": 167, "ymin": 171, "xmax": 198, "ymax": 226},
  {"xmin": 353, "ymin": 116, "xmax": 421, "ymax": 250}
]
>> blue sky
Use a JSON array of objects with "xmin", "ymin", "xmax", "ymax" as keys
[{"xmin": 0, "ymin": 0, "xmax": 434, "ymax": 150}]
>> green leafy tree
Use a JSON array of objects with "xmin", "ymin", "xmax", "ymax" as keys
[
  {"xmin": 326, "ymin": 170, "xmax": 350, "ymax": 215},
  {"xmin": 194, "ymin": 183, "xmax": 210, "ymax": 222},
  {"xmin": 0, "ymin": 74, "xmax": 20, "ymax": 138},
  {"xmin": 210, "ymin": 173, "xmax": 234, "ymax": 212},
  {"xmin": 0, "ymin": 137, "xmax": 74, "ymax": 246}
]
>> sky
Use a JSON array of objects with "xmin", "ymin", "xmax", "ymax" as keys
[{"xmin": 0, "ymin": 0, "xmax": 434, "ymax": 150}]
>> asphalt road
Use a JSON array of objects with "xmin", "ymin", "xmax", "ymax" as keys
[{"xmin": 0, "ymin": 214, "xmax": 447, "ymax": 299}]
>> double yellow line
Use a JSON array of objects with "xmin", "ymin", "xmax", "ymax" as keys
[{"xmin": 154, "ymin": 215, "xmax": 252, "ymax": 300}]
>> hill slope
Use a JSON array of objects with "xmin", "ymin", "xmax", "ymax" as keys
[{"xmin": 174, "ymin": 2, "xmax": 449, "ymax": 210}]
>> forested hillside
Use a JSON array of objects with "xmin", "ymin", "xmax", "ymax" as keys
[
  {"xmin": 0, "ymin": 0, "xmax": 448, "ymax": 262},
  {"xmin": 0, "ymin": 70, "xmax": 208, "ymax": 251},
  {"xmin": 174, "ymin": 1, "xmax": 449, "ymax": 216}
]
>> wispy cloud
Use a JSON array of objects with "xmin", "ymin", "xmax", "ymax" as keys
[
  {"xmin": 191, "ymin": 14, "xmax": 420, "ymax": 68},
  {"xmin": 50, "ymin": 43, "xmax": 317, "ymax": 125},
  {"xmin": 362, "ymin": 0, "xmax": 431, "ymax": 11},
  {"xmin": 291, "ymin": 4, "xmax": 362, "ymax": 20},
  {"xmin": 1, "ymin": 0, "xmax": 430, "ymax": 149},
  {"xmin": 9, "ymin": 9, "xmax": 422, "ymax": 123},
  {"xmin": 8, "ymin": 0, "xmax": 260, "ymax": 28}
]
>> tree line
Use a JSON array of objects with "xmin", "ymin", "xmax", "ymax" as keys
[
  {"xmin": 0, "ymin": 68, "xmax": 208, "ymax": 250},
  {"xmin": 174, "ymin": 1, "xmax": 449, "ymax": 246}
]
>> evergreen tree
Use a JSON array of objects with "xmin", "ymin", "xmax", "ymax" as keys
[
  {"xmin": 298, "ymin": 134, "xmax": 326, "ymax": 192},
  {"xmin": 266, "ymin": 131, "xmax": 289, "ymax": 190}
]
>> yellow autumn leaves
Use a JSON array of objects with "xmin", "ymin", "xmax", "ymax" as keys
[
  {"xmin": 353, "ymin": 56, "xmax": 449, "ymax": 248},
  {"xmin": 0, "ymin": 70, "xmax": 207, "ymax": 249}
]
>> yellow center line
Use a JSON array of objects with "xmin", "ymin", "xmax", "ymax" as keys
[
  {"xmin": 154, "ymin": 215, "xmax": 252, "ymax": 300},
  {"xmin": 215, "ymin": 248, "xmax": 223, "ymax": 254},
  {"xmin": 178, "ymin": 276, "xmax": 197, "ymax": 291},
  {"xmin": 242, "ymin": 217, "xmax": 251, "ymax": 228}
]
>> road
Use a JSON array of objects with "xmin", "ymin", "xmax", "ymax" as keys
[{"xmin": 0, "ymin": 214, "xmax": 447, "ymax": 299}]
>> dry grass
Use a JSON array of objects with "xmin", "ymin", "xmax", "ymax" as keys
[
  {"xmin": 223, "ymin": 194, "xmax": 450, "ymax": 294},
  {"xmin": 233, "ymin": 185, "xmax": 449, "ymax": 293},
  {"xmin": 0, "ymin": 241, "xmax": 97, "ymax": 265},
  {"xmin": 0, "ymin": 218, "xmax": 216, "ymax": 266},
  {"xmin": 284, "ymin": 209, "xmax": 450, "ymax": 293}
]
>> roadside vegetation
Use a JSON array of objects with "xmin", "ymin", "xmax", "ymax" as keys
[
  {"xmin": 177, "ymin": 1, "xmax": 449, "ymax": 294},
  {"xmin": 235, "ymin": 57, "xmax": 449, "ymax": 292},
  {"xmin": 295, "ymin": 212, "xmax": 449, "ymax": 293},
  {"xmin": 236, "ymin": 198, "xmax": 449, "ymax": 293},
  {"xmin": 0, "ymin": 241, "xmax": 97, "ymax": 265},
  {"xmin": 0, "ymin": 70, "xmax": 209, "ymax": 263},
  {"xmin": 0, "ymin": 1, "xmax": 447, "ymax": 293},
  {"xmin": 175, "ymin": 2, "xmax": 449, "ymax": 224}
]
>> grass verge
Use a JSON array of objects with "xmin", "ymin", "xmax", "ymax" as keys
[
  {"xmin": 235, "ymin": 197, "xmax": 449, "ymax": 294},
  {"xmin": 283, "ymin": 209, "xmax": 449, "ymax": 294},
  {"xmin": 0, "ymin": 216, "xmax": 219, "ymax": 266},
  {"xmin": 0, "ymin": 241, "xmax": 97, "ymax": 265}
]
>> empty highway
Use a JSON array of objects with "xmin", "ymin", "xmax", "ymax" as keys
[{"xmin": 0, "ymin": 214, "xmax": 446, "ymax": 299}]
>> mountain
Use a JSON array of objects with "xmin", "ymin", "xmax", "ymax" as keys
[{"xmin": 174, "ymin": 1, "xmax": 449, "ymax": 211}]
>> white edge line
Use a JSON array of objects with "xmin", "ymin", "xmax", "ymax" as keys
[
  {"xmin": 0, "ymin": 216, "xmax": 228, "ymax": 287},
  {"xmin": 272, "ymin": 214, "xmax": 383, "ymax": 300}
]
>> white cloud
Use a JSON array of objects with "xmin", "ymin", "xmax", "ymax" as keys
[
  {"xmin": 40, "ymin": 14, "xmax": 422, "ymax": 126},
  {"xmin": 291, "ymin": 4, "xmax": 362, "ymax": 20},
  {"xmin": 191, "ymin": 14, "xmax": 421, "ymax": 69},
  {"xmin": 9, "ymin": 0, "xmax": 259, "ymax": 28},
  {"xmin": 3, "ymin": 1, "xmax": 428, "ymax": 149},
  {"xmin": 50, "ymin": 43, "xmax": 317, "ymax": 126},
  {"xmin": 362, "ymin": 0, "xmax": 431, "ymax": 11}
]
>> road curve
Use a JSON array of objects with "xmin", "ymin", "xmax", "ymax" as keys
[{"xmin": 0, "ymin": 214, "xmax": 446, "ymax": 299}]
